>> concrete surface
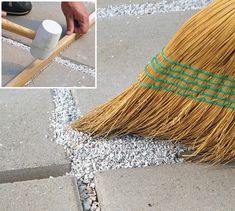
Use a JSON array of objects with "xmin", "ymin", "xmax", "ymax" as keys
[
  {"xmin": 0, "ymin": 176, "xmax": 82, "ymax": 211},
  {"xmin": 0, "ymin": 90, "xmax": 70, "ymax": 183},
  {"xmin": 2, "ymin": 42, "xmax": 34, "ymax": 86},
  {"xmin": 26, "ymin": 61, "xmax": 95, "ymax": 87},
  {"xmin": 62, "ymin": 25, "xmax": 95, "ymax": 68},
  {"xmin": 95, "ymin": 164, "xmax": 235, "ymax": 211},
  {"xmin": 73, "ymin": 11, "xmax": 197, "ymax": 114}
]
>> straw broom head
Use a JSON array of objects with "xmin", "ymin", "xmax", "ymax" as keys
[{"xmin": 72, "ymin": 0, "xmax": 235, "ymax": 164}]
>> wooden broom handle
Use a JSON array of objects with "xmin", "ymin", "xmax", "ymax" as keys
[
  {"xmin": 2, "ymin": 18, "xmax": 35, "ymax": 40},
  {"xmin": 6, "ymin": 12, "xmax": 96, "ymax": 87}
]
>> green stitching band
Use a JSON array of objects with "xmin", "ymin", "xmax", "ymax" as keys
[
  {"xmin": 144, "ymin": 64, "xmax": 235, "ymax": 104},
  {"xmin": 138, "ymin": 49, "xmax": 235, "ymax": 110},
  {"xmin": 139, "ymin": 81, "xmax": 235, "ymax": 110},
  {"xmin": 155, "ymin": 56, "xmax": 235, "ymax": 90},
  {"xmin": 161, "ymin": 48, "xmax": 235, "ymax": 83},
  {"xmin": 153, "ymin": 58, "xmax": 235, "ymax": 95}
]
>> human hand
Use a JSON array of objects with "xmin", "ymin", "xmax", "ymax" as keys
[
  {"xmin": 61, "ymin": 2, "xmax": 89, "ymax": 35},
  {"xmin": 2, "ymin": 11, "xmax": 7, "ymax": 17}
]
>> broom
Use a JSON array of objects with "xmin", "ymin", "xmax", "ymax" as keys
[{"xmin": 72, "ymin": 0, "xmax": 235, "ymax": 164}]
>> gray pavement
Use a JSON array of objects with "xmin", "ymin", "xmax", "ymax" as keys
[
  {"xmin": 62, "ymin": 25, "xmax": 95, "ymax": 68},
  {"xmin": 73, "ymin": 11, "xmax": 197, "ymax": 114},
  {"xmin": 2, "ymin": 2, "xmax": 95, "ymax": 87},
  {"xmin": 0, "ymin": 90, "xmax": 70, "ymax": 183},
  {"xmin": 2, "ymin": 42, "xmax": 34, "ymax": 86},
  {"xmin": 0, "ymin": 176, "xmax": 82, "ymax": 211},
  {"xmin": 95, "ymin": 164, "xmax": 235, "ymax": 211}
]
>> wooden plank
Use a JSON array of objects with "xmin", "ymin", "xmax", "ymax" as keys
[{"xmin": 6, "ymin": 12, "xmax": 95, "ymax": 87}]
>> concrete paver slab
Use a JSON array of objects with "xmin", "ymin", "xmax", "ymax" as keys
[
  {"xmin": 73, "ymin": 11, "xmax": 197, "ymax": 114},
  {"xmin": 0, "ymin": 90, "xmax": 70, "ymax": 183},
  {"xmin": 62, "ymin": 25, "xmax": 95, "ymax": 68},
  {"xmin": 95, "ymin": 164, "xmax": 235, "ymax": 211},
  {"xmin": 26, "ymin": 61, "xmax": 95, "ymax": 87},
  {"xmin": 2, "ymin": 2, "xmax": 95, "ymax": 46},
  {"xmin": 2, "ymin": 42, "xmax": 34, "ymax": 86},
  {"xmin": 0, "ymin": 176, "xmax": 82, "ymax": 211}
]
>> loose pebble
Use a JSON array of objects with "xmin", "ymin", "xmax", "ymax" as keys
[{"xmin": 83, "ymin": 199, "xmax": 92, "ymax": 211}]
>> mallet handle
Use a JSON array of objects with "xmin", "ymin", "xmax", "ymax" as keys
[{"xmin": 2, "ymin": 18, "xmax": 35, "ymax": 40}]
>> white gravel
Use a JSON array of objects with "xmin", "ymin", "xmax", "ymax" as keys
[
  {"xmin": 50, "ymin": 89, "xmax": 185, "ymax": 211},
  {"xmin": 54, "ymin": 57, "xmax": 95, "ymax": 77},
  {"xmin": 97, "ymin": 0, "xmax": 212, "ymax": 18},
  {"xmin": 1, "ymin": 36, "xmax": 95, "ymax": 77}
]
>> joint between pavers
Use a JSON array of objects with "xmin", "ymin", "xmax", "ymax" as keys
[
  {"xmin": 0, "ymin": 163, "xmax": 70, "ymax": 184},
  {"xmin": 60, "ymin": 56, "xmax": 95, "ymax": 70},
  {"xmin": 54, "ymin": 56, "xmax": 95, "ymax": 77}
]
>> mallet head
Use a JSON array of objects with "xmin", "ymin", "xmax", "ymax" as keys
[{"xmin": 30, "ymin": 20, "xmax": 62, "ymax": 60}]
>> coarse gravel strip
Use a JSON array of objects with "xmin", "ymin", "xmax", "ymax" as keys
[
  {"xmin": 1, "ymin": 37, "xmax": 95, "ymax": 77},
  {"xmin": 50, "ymin": 89, "xmax": 186, "ymax": 211},
  {"xmin": 97, "ymin": 0, "xmax": 212, "ymax": 18}
]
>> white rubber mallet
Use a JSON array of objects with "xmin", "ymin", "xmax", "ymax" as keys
[{"xmin": 2, "ymin": 18, "xmax": 62, "ymax": 60}]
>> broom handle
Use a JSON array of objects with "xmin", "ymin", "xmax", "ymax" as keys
[
  {"xmin": 2, "ymin": 18, "xmax": 36, "ymax": 40},
  {"xmin": 5, "ymin": 12, "xmax": 96, "ymax": 87}
]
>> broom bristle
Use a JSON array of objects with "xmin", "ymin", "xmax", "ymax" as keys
[{"xmin": 72, "ymin": 0, "xmax": 235, "ymax": 163}]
